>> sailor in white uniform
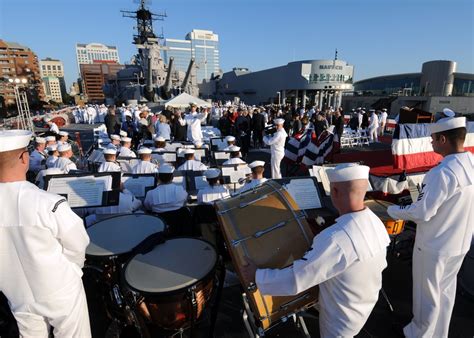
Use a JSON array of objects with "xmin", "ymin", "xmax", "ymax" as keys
[
  {"xmin": 45, "ymin": 135, "xmax": 57, "ymax": 147},
  {"xmin": 185, "ymin": 103, "xmax": 208, "ymax": 143},
  {"xmin": 379, "ymin": 108, "xmax": 388, "ymax": 136},
  {"xmin": 178, "ymin": 148, "xmax": 208, "ymax": 171},
  {"xmin": 242, "ymin": 163, "xmax": 390, "ymax": 338},
  {"xmin": 144, "ymin": 164, "xmax": 188, "ymax": 213},
  {"xmin": 45, "ymin": 144, "xmax": 59, "ymax": 168},
  {"xmin": 222, "ymin": 145, "xmax": 247, "ymax": 166},
  {"xmin": 151, "ymin": 136, "xmax": 167, "ymax": 164},
  {"xmin": 29, "ymin": 136, "xmax": 47, "ymax": 173},
  {"xmin": 110, "ymin": 134, "xmax": 121, "ymax": 149},
  {"xmin": 118, "ymin": 137, "xmax": 136, "ymax": 158},
  {"xmin": 44, "ymin": 117, "xmax": 59, "ymax": 134},
  {"xmin": 368, "ymin": 109, "xmax": 379, "ymax": 142},
  {"xmin": 263, "ymin": 118, "xmax": 287, "ymax": 179},
  {"xmin": 221, "ymin": 135, "xmax": 236, "ymax": 151},
  {"xmin": 387, "ymin": 110, "xmax": 474, "ymax": 338},
  {"xmin": 57, "ymin": 131, "xmax": 69, "ymax": 146},
  {"xmin": 238, "ymin": 160, "xmax": 268, "ymax": 193},
  {"xmin": 35, "ymin": 167, "xmax": 64, "ymax": 189},
  {"xmin": 132, "ymin": 148, "xmax": 159, "ymax": 174},
  {"xmin": 97, "ymin": 148, "xmax": 121, "ymax": 172},
  {"xmin": 53, "ymin": 143, "xmax": 77, "ymax": 173},
  {"xmin": 197, "ymin": 168, "xmax": 230, "ymax": 205},
  {"xmin": 0, "ymin": 129, "xmax": 91, "ymax": 337}
]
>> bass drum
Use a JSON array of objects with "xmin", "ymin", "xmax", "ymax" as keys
[{"xmin": 124, "ymin": 238, "xmax": 217, "ymax": 331}]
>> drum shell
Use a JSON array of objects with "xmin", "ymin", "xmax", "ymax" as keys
[
  {"xmin": 215, "ymin": 181, "xmax": 318, "ymax": 331},
  {"xmin": 365, "ymin": 199, "xmax": 405, "ymax": 235}
]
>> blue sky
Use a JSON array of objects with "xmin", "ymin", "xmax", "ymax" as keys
[{"xmin": 1, "ymin": 0, "xmax": 473, "ymax": 88}]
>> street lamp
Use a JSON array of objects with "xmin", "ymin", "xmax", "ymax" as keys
[{"xmin": 276, "ymin": 91, "xmax": 281, "ymax": 106}]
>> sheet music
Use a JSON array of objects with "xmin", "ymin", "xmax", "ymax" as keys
[
  {"xmin": 47, "ymin": 175, "xmax": 112, "ymax": 208},
  {"xmin": 121, "ymin": 176, "xmax": 156, "ymax": 198},
  {"xmin": 242, "ymin": 165, "xmax": 251, "ymax": 175},
  {"xmin": 319, "ymin": 168, "xmax": 332, "ymax": 196},
  {"xmin": 285, "ymin": 178, "xmax": 322, "ymax": 210},
  {"xmin": 194, "ymin": 176, "xmax": 209, "ymax": 190},
  {"xmin": 214, "ymin": 152, "xmax": 230, "ymax": 160},
  {"xmin": 172, "ymin": 175, "xmax": 185, "ymax": 188},
  {"xmin": 221, "ymin": 167, "xmax": 235, "ymax": 177},
  {"xmin": 229, "ymin": 170, "xmax": 245, "ymax": 183},
  {"xmin": 195, "ymin": 149, "xmax": 206, "ymax": 160},
  {"xmin": 162, "ymin": 153, "xmax": 176, "ymax": 162},
  {"xmin": 311, "ymin": 165, "xmax": 323, "ymax": 182}
]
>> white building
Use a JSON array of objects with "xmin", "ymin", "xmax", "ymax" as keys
[
  {"xmin": 42, "ymin": 76, "xmax": 62, "ymax": 103},
  {"xmin": 163, "ymin": 29, "xmax": 219, "ymax": 83},
  {"xmin": 75, "ymin": 43, "xmax": 120, "ymax": 74},
  {"xmin": 40, "ymin": 58, "xmax": 66, "ymax": 100}
]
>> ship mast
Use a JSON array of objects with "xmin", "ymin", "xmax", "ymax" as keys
[{"xmin": 121, "ymin": 0, "xmax": 166, "ymax": 46}]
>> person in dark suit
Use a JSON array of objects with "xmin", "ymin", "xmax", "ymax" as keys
[
  {"xmin": 104, "ymin": 106, "xmax": 119, "ymax": 136},
  {"xmin": 251, "ymin": 108, "xmax": 265, "ymax": 148}
]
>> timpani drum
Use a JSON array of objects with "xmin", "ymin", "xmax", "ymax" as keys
[
  {"xmin": 124, "ymin": 238, "xmax": 217, "ymax": 331},
  {"xmin": 214, "ymin": 181, "xmax": 318, "ymax": 331},
  {"xmin": 365, "ymin": 199, "xmax": 405, "ymax": 235}
]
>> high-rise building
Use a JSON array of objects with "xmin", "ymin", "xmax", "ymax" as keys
[
  {"xmin": 75, "ymin": 43, "xmax": 120, "ymax": 74},
  {"xmin": 163, "ymin": 29, "xmax": 219, "ymax": 83},
  {"xmin": 42, "ymin": 76, "xmax": 62, "ymax": 103},
  {"xmin": 0, "ymin": 39, "xmax": 45, "ymax": 106},
  {"xmin": 40, "ymin": 57, "xmax": 67, "ymax": 101},
  {"xmin": 79, "ymin": 61, "xmax": 124, "ymax": 102}
]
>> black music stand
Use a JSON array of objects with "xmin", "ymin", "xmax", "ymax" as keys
[{"xmin": 121, "ymin": 173, "xmax": 158, "ymax": 200}]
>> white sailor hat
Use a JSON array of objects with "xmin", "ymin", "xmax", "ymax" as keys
[
  {"xmin": 204, "ymin": 168, "xmax": 220, "ymax": 179},
  {"xmin": 141, "ymin": 106, "xmax": 150, "ymax": 111},
  {"xmin": 138, "ymin": 147, "xmax": 152, "ymax": 155},
  {"xmin": 369, "ymin": 109, "xmax": 375, "ymax": 112},
  {"xmin": 155, "ymin": 136, "xmax": 166, "ymax": 142},
  {"xmin": 225, "ymin": 136, "xmax": 236, "ymax": 142},
  {"xmin": 228, "ymin": 145, "xmax": 240, "ymax": 152},
  {"xmin": 0, "ymin": 130, "xmax": 32, "ymax": 152},
  {"xmin": 326, "ymin": 163, "xmax": 370, "ymax": 183},
  {"xmin": 46, "ymin": 145, "xmax": 57, "ymax": 152},
  {"xmin": 110, "ymin": 134, "xmax": 121, "ymax": 141},
  {"xmin": 274, "ymin": 118, "xmax": 285, "ymax": 125},
  {"xmin": 249, "ymin": 160, "xmax": 265, "ymax": 169},
  {"xmin": 183, "ymin": 148, "xmax": 195, "ymax": 155},
  {"xmin": 59, "ymin": 131, "xmax": 69, "ymax": 137},
  {"xmin": 382, "ymin": 108, "xmax": 387, "ymax": 111},
  {"xmin": 119, "ymin": 130, "xmax": 128, "ymax": 137},
  {"xmin": 429, "ymin": 110, "xmax": 466, "ymax": 134},
  {"xmin": 45, "ymin": 136, "xmax": 56, "ymax": 142},
  {"xmin": 139, "ymin": 119, "xmax": 149, "ymax": 127},
  {"xmin": 121, "ymin": 137, "xmax": 132, "ymax": 143},
  {"xmin": 159, "ymin": 164, "xmax": 175, "ymax": 174},
  {"xmin": 125, "ymin": 111, "xmax": 132, "ymax": 117},
  {"xmin": 57, "ymin": 143, "xmax": 71, "ymax": 152},
  {"xmin": 44, "ymin": 117, "xmax": 51, "ymax": 122},
  {"xmin": 103, "ymin": 148, "xmax": 117, "ymax": 155},
  {"xmin": 35, "ymin": 137, "xmax": 46, "ymax": 144}
]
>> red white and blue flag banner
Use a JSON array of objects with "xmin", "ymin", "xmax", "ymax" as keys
[
  {"xmin": 392, "ymin": 122, "xmax": 474, "ymax": 170},
  {"xmin": 284, "ymin": 128, "xmax": 314, "ymax": 163},
  {"xmin": 302, "ymin": 130, "xmax": 336, "ymax": 166}
]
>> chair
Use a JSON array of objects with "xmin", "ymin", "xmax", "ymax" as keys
[{"xmin": 156, "ymin": 207, "xmax": 194, "ymax": 237}]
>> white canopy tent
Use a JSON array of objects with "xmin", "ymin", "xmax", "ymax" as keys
[{"xmin": 163, "ymin": 93, "xmax": 211, "ymax": 109}]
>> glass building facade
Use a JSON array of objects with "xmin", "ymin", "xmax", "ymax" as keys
[
  {"xmin": 163, "ymin": 30, "xmax": 219, "ymax": 83},
  {"xmin": 354, "ymin": 73, "xmax": 421, "ymax": 96}
]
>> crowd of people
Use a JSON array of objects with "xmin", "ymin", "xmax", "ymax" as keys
[{"xmin": 0, "ymin": 102, "xmax": 472, "ymax": 338}]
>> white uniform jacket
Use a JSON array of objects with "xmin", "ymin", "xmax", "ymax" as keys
[
  {"xmin": 29, "ymin": 150, "xmax": 47, "ymax": 172},
  {"xmin": 387, "ymin": 152, "xmax": 474, "ymax": 256},
  {"xmin": 238, "ymin": 178, "xmax": 268, "ymax": 194},
  {"xmin": 53, "ymin": 157, "xmax": 77, "ymax": 173},
  {"xmin": 0, "ymin": 181, "xmax": 89, "ymax": 307},
  {"xmin": 144, "ymin": 183, "xmax": 188, "ymax": 213},
  {"xmin": 49, "ymin": 122, "xmax": 59, "ymax": 134},
  {"xmin": 185, "ymin": 112, "xmax": 208, "ymax": 142},
  {"xmin": 118, "ymin": 147, "xmax": 136, "ymax": 158},
  {"xmin": 98, "ymin": 161, "xmax": 122, "ymax": 173},
  {"xmin": 256, "ymin": 208, "xmax": 390, "ymax": 338},
  {"xmin": 197, "ymin": 185, "xmax": 230, "ymax": 205},
  {"xmin": 132, "ymin": 160, "xmax": 158, "ymax": 174},
  {"xmin": 178, "ymin": 159, "xmax": 208, "ymax": 171},
  {"xmin": 222, "ymin": 158, "xmax": 247, "ymax": 166},
  {"xmin": 369, "ymin": 113, "xmax": 379, "ymax": 130},
  {"xmin": 45, "ymin": 155, "xmax": 58, "ymax": 169},
  {"xmin": 263, "ymin": 129, "xmax": 287, "ymax": 178}
]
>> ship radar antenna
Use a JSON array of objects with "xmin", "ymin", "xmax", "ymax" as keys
[
  {"xmin": 335, "ymin": 48, "xmax": 338, "ymax": 61},
  {"xmin": 121, "ymin": 0, "xmax": 167, "ymax": 45}
]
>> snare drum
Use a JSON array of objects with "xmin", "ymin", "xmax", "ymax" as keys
[
  {"xmin": 124, "ymin": 238, "xmax": 217, "ymax": 331},
  {"xmin": 365, "ymin": 199, "xmax": 405, "ymax": 235}
]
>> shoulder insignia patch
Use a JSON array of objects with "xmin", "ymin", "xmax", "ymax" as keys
[{"xmin": 52, "ymin": 199, "xmax": 67, "ymax": 212}]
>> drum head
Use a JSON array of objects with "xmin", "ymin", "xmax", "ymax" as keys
[
  {"xmin": 125, "ymin": 238, "xmax": 217, "ymax": 293},
  {"xmin": 86, "ymin": 214, "xmax": 165, "ymax": 257}
]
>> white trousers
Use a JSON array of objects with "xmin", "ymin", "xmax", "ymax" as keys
[
  {"xmin": 404, "ymin": 248, "xmax": 465, "ymax": 338},
  {"xmin": 369, "ymin": 127, "xmax": 378, "ymax": 142},
  {"xmin": 13, "ymin": 280, "xmax": 91, "ymax": 338},
  {"xmin": 271, "ymin": 152, "xmax": 284, "ymax": 179}
]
